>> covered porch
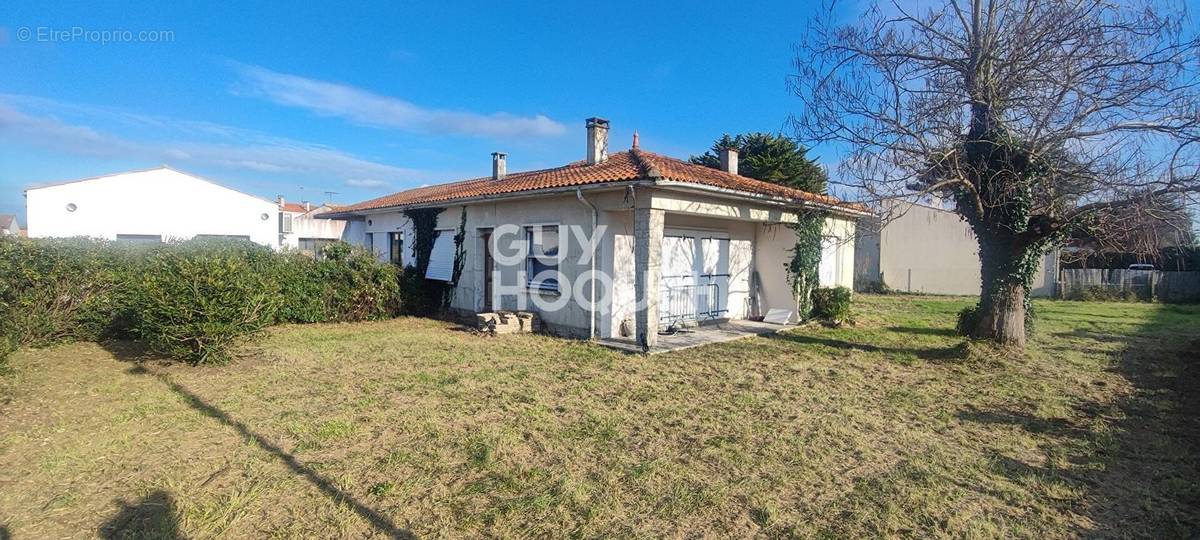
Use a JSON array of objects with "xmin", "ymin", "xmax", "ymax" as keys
[{"xmin": 598, "ymin": 186, "xmax": 857, "ymax": 352}]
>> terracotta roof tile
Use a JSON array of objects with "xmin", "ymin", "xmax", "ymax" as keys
[
  {"xmin": 340, "ymin": 149, "xmax": 865, "ymax": 214},
  {"xmin": 280, "ymin": 202, "xmax": 312, "ymax": 213}
]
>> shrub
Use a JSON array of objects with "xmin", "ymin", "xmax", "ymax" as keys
[
  {"xmin": 956, "ymin": 305, "xmax": 982, "ymax": 336},
  {"xmin": 397, "ymin": 266, "xmax": 445, "ymax": 317},
  {"xmin": 0, "ymin": 238, "xmax": 139, "ymax": 348},
  {"xmin": 133, "ymin": 241, "xmax": 282, "ymax": 364},
  {"xmin": 0, "ymin": 237, "xmax": 405, "ymax": 366},
  {"xmin": 811, "ymin": 286, "xmax": 853, "ymax": 324},
  {"xmin": 1064, "ymin": 284, "xmax": 1146, "ymax": 302},
  {"xmin": 855, "ymin": 279, "xmax": 893, "ymax": 294},
  {"xmin": 272, "ymin": 251, "xmax": 329, "ymax": 323},
  {"xmin": 317, "ymin": 242, "xmax": 402, "ymax": 321}
]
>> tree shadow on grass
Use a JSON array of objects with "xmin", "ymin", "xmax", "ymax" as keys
[
  {"xmin": 957, "ymin": 407, "xmax": 1092, "ymax": 438},
  {"xmin": 956, "ymin": 308, "xmax": 1200, "ymax": 537},
  {"xmin": 103, "ymin": 341, "xmax": 414, "ymax": 540},
  {"xmin": 99, "ymin": 490, "xmax": 179, "ymax": 539},
  {"xmin": 1050, "ymin": 328, "xmax": 1132, "ymax": 344},
  {"xmin": 771, "ymin": 332, "xmax": 970, "ymax": 362},
  {"xmin": 886, "ymin": 326, "xmax": 959, "ymax": 337}
]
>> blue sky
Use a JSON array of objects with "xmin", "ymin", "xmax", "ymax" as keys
[{"xmin": 0, "ymin": 1, "xmax": 864, "ymax": 222}]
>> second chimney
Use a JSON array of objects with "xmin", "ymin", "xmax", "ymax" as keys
[
  {"xmin": 719, "ymin": 147, "xmax": 739, "ymax": 175},
  {"xmin": 492, "ymin": 152, "xmax": 507, "ymax": 180},
  {"xmin": 586, "ymin": 117, "xmax": 609, "ymax": 165}
]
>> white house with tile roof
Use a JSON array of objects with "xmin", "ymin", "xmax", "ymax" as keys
[{"xmin": 327, "ymin": 118, "xmax": 869, "ymax": 350}]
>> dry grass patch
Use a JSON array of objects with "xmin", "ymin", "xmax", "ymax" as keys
[{"xmin": 0, "ymin": 297, "xmax": 1197, "ymax": 538}]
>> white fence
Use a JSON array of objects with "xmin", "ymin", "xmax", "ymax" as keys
[{"xmin": 1058, "ymin": 269, "xmax": 1200, "ymax": 303}]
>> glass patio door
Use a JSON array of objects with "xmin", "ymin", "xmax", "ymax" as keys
[{"xmin": 660, "ymin": 230, "xmax": 730, "ymax": 326}]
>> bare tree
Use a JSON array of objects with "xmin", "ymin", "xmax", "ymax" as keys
[{"xmin": 791, "ymin": 0, "xmax": 1200, "ymax": 347}]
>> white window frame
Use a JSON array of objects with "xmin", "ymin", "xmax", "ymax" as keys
[{"xmin": 388, "ymin": 231, "xmax": 404, "ymax": 266}]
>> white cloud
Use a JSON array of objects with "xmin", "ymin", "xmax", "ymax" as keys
[
  {"xmin": 345, "ymin": 178, "xmax": 388, "ymax": 189},
  {"xmin": 0, "ymin": 104, "xmax": 140, "ymax": 156},
  {"xmin": 0, "ymin": 97, "xmax": 425, "ymax": 184},
  {"xmin": 233, "ymin": 64, "xmax": 567, "ymax": 138}
]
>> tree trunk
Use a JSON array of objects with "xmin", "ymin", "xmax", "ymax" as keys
[
  {"xmin": 970, "ymin": 231, "xmax": 1032, "ymax": 348},
  {"xmin": 973, "ymin": 281, "xmax": 1026, "ymax": 348}
]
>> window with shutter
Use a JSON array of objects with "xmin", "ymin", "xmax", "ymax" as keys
[{"xmin": 425, "ymin": 230, "xmax": 456, "ymax": 281}]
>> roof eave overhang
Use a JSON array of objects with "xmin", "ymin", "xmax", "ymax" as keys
[
  {"xmin": 318, "ymin": 180, "xmax": 652, "ymax": 219},
  {"xmin": 320, "ymin": 177, "xmax": 872, "ymax": 220},
  {"xmin": 653, "ymin": 180, "xmax": 873, "ymax": 218}
]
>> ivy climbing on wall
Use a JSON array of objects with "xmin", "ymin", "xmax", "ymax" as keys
[
  {"xmin": 442, "ymin": 206, "xmax": 468, "ymax": 311},
  {"xmin": 785, "ymin": 209, "xmax": 826, "ymax": 319},
  {"xmin": 404, "ymin": 207, "xmax": 443, "ymax": 275},
  {"xmin": 400, "ymin": 207, "xmax": 446, "ymax": 316}
]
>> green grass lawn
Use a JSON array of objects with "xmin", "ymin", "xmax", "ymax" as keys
[{"xmin": 1, "ymin": 295, "xmax": 1197, "ymax": 538}]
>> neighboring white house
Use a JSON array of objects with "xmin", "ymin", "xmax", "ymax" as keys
[
  {"xmin": 0, "ymin": 214, "xmax": 20, "ymax": 236},
  {"xmin": 325, "ymin": 118, "xmax": 868, "ymax": 350},
  {"xmin": 277, "ymin": 198, "xmax": 349, "ymax": 254},
  {"xmin": 24, "ymin": 167, "xmax": 281, "ymax": 248},
  {"xmin": 854, "ymin": 199, "xmax": 1058, "ymax": 296}
]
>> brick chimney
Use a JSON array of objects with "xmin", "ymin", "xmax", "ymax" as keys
[
  {"xmin": 492, "ymin": 152, "xmax": 507, "ymax": 180},
  {"xmin": 586, "ymin": 117, "xmax": 609, "ymax": 165},
  {"xmin": 720, "ymin": 147, "xmax": 739, "ymax": 175}
]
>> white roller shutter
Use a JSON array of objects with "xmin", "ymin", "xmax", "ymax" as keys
[
  {"xmin": 425, "ymin": 230, "xmax": 455, "ymax": 281},
  {"xmin": 818, "ymin": 235, "xmax": 838, "ymax": 287}
]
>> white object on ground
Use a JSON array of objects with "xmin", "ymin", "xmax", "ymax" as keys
[{"xmin": 763, "ymin": 308, "xmax": 794, "ymax": 325}]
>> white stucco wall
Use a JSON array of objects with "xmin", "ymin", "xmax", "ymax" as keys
[
  {"xmin": 755, "ymin": 223, "xmax": 799, "ymax": 320},
  {"xmin": 280, "ymin": 206, "xmax": 349, "ymax": 249},
  {"xmin": 819, "ymin": 217, "xmax": 856, "ymax": 289},
  {"xmin": 26, "ymin": 167, "xmax": 279, "ymax": 248},
  {"xmin": 859, "ymin": 201, "xmax": 1057, "ymax": 296},
  {"xmin": 754, "ymin": 216, "xmax": 857, "ymax": 323},
  {"xmin": 603, "ymin": 210, "xmax": 637, "ymax": 339}
]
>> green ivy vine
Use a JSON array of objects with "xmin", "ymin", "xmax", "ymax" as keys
[
  {"xmin": 785, "ymin": 209, "xmax": 826, "ymax": 319},
  {"xmin": 401, "ymin": 207, "xmax": 446, "ymax": 316},
  {"xmin": 945, "ymin": 128, "xmax": 1060, "ymax": 337},
  {"xmin": 404, "ymin": 207, "xmax": 443, "ymax": 275},
  {"xmin": 442, "ymin": 206, "xmax": 468, "ymax": 311}
]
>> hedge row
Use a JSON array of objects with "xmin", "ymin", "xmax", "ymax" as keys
[{"xmin": 0, "ymin": 237, "xmax": 401, "ymax": 365}]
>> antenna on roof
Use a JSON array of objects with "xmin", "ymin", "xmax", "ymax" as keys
[{"xmin": 323, "ymin": 190, "xmax": 339, "ymax": 202}]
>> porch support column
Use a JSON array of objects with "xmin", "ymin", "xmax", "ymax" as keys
[{"xmin": 634, "ymin": 206, "xmax": 664, "ymax": 351}]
